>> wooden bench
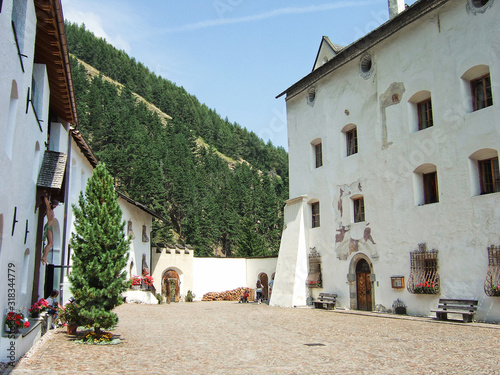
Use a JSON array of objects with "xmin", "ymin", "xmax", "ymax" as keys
[
  {"xmin": 313, "ymin": 293, "xmax": 337, "ymax": 310},
  {"xmin": 430, "ymin": 299, "xmax": 478, "ymax": 323}
]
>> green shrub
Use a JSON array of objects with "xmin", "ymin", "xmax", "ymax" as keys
[
  {"xmin": 185, "ymin": 290, "xmax": 195, "ymax": 302},
  {"xmin": 155, "ymin": 293, "xmax": 163, "ymax": 304}
]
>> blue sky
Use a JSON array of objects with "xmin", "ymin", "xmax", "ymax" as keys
[{"xmin": 61, "ymin": 0, "xmax": 417, "ymax": 150}]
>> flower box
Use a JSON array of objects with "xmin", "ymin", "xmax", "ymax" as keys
[
  {"xmin": 413, "ymin": 281, "xmax": 438, "ymax": 294},
  {"xmin": 307, "ymin": 281, "xmax": 322, "ymax": 288},
  {"xmin": 4, "ymin": 311, "xmax": 29, "ymax": 335}
]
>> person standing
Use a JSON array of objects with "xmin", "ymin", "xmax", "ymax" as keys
[{"xmin": 256, "ymin": 280, "xmax": 263, "ymax": 304}]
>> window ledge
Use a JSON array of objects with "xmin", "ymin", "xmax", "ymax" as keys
[
  {"xmin": 471, "ymin": 191, "xmax": 500, "ymax": 199},
  {"xmin": 465, "ymin": 104, "xmax": 494, "ymax": 118},
  {"xmin": 416, "ymin": 202, "xmax": 439, "ymax": 207}
]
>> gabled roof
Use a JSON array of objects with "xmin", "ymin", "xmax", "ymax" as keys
[
  {"xmin": 70, "ymin": 128, "xmax": 98, "ymax": 167},
  {"xmin": 117, "ymin": 191, "xmax": 167, "ymax": 222},
  {"xmin": 277, "ymin": 0, "xmax": 451, "ymax": 100},
  {"xmin": 34, "ymin": 0, "xmax": 78, "ymax": 125},
  {"xmin": 37, "ymin": 151, "xmax": 67, "ymax": 189},
  {"xmin": 312, "ymin": 36, "xmax": 344, "ymax": 72}
]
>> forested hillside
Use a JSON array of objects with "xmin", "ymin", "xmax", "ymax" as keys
[{"xmin": 65, "ymin": 22, "xmax": 288, "ymax": 257}]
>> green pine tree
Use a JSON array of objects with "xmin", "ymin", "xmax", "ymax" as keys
[{"xmin": 69, "ymin": 163, "xmax": 130, "ymax": 338}]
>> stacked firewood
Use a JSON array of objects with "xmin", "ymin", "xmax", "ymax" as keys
[{"xmin": 202, "ymin": 287, "xmax": 251, "ymax": 301}]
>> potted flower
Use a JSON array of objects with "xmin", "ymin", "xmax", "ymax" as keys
[
  {"xmin": 414, "ymin": 281, "xmax": 438, "ymax": 294},
  {"xmin": 307, "ymin": 280, "xmax": 322, "ymax": 288},
  {"xmin": 29, "ymin": 298, "xmax": 49, "ymax": 318},
  {"xmin": 59, "ymin": 302, "xmax": 82, "ymax": 334},
  {"xmin": 130, "ymin": 276, "xmax": 142, "ymax": 290},
  {"xmin": 492, "ymin": 285, "xmax": 500, "ymax": 297},
  {"xmin": 143, "ymin": 275, "xmax": 154, "ymax": 290},
  {"xmin": 4, "ymin": 311, "xmax": 30, "ymax": 334}
]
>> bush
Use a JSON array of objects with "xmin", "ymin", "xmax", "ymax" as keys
[
  {"xmin": 155, "ymin": 293, "xmax": 163, "ymax": 304},
  {"xmin": 185, "ymin": 290, "xmax": 195, "ymax": 302}
]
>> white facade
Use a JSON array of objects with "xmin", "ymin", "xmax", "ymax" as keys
[{"xmin": 273, "ymin": 0, "xmax": 500, "ymax": 323}]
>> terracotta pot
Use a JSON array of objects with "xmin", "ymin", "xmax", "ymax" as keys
[{"xmin": 67, "ymin": 324, "xmax": 78, "ymax": 334}]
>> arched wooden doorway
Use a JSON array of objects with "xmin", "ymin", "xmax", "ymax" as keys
[
  {"xmin": 356, "ymin": 259, "xmax": 372, "ymax": 311},
  {"xmin": 162, "ymin": 270, "xmax": 180, "ymax": 303},
  {"xmin": 259, "ymin": 273, "xmax": 269, "ymax": 300}
]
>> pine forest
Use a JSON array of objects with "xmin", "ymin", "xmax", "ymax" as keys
[{"xmin": 65, "ymin": 22, "xmax": 289, "ymax": 258}]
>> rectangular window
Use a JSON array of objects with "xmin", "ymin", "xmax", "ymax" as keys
[
  {"xmin": 315, "ymin": 143, "xmax": 323, "ymax": 168},
  {"xmin": 353, "ymin": 197, "xmax": 365, "ymax": 223},
  {"xmin": 423, "ymin": 172, "xmax": 439, "ymax": 204},
  {"xmin": 311, "ymin": 202, "xmax": 320, "ymax": 228},
  {"xmin": 417, "ymin": 99, "xmax": 433, "ymax": 130},
  {"xmin": 346, "ymin": 128, "xmax": 358, "ymax": 156},
  {"xmin": 472, "ymin": 74, "xmax": 493, "ymax": 111},
  {"xmin": 479, "ymin": 157, "xmax": 500, "ymax": 195}
]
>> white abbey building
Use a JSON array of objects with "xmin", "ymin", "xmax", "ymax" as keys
[{"xmin": 271, "ymin": 0, "xmax": 500, "ymax": 323}]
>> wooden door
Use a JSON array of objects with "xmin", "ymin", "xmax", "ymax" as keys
[{"xmin": 356, "ymin": 259, "xmax": 372, "ymax": 311}]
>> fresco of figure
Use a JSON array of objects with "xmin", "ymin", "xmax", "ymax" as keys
[
  {"xmin": 335, "ymin": 225, "xmax": 350, "ymax": 243},
  {"xmin": 363, "ymin": 223, "xmax": 376, "ymax": 244}
]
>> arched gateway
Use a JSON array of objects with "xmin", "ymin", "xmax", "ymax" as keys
[{"xmin": 162, "ymin": 270, "xmax": 180, "ymax": 303}]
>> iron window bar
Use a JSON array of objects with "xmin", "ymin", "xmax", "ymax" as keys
[
  {"xmin": 25, "ymin": 87, "xmax": 44, "ymax": 132},
  {"xmin": 484, "ymin": 245, "xmax": 500, "ymax": 297},
  {"xmin": 407, "ymin": 243, "xmax": 440, "ymax": 294},
  {"xmin": 11, "ymin": 21, "xmax": 27, "ymax": 73}
]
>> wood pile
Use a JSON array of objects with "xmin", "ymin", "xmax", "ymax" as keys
[{"xmin": 202, "ymin": 287, "xmax": 252, "ymax": 301}]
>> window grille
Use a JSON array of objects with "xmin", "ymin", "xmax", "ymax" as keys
[
  {"xmin": 306, "ymin": 248, "xmax": 322, "ymax": 288},
  {"xmin": 346, "ymin": 128, "xmax": 358, "ymax": 156},
  {"xmin": 471, "ymin": 74, "xmax": 493, "ymax": 111},
  {"xmin": 315, "ymin": 143, "xmax": 323, "ymax": 168},
  {"xmin": 417, "ymin": 99, "xmax": 433, "ymax": 130},
  {"xmin": 311, "ymin": 202, "xmax": 320, "ymax": 228},
  {"xmin": 407, "ymin": 243, "xmax": 440, "ymax": 294},
  {"xmin": 484, "ymin": 245, "xmax": 500, "ymax": 297},
  {"xmin": 479, "ymin": 157, "xmax": 500, "ymax": 194}
]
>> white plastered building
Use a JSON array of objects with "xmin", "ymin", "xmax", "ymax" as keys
[{"xmin": 272, "ymin": 0, "xmax": 500, "ymax": 323}]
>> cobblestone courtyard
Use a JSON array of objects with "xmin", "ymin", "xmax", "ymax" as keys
[{"xmin": 5, "ymin": 301, "xmax": 500, "ymax": 374}]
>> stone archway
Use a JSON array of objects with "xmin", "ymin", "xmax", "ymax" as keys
[
  {"xmin": 162, "ymin": 270, "xmax": 180, "ymax": 303},
  {"xmin": 348, "ymin": 253, "xmax": 375, "ymax": 311}
]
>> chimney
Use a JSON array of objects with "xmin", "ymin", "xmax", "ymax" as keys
[{"xmin": 388, "ymin": 0, "xmax": 406, "ymax": 19}]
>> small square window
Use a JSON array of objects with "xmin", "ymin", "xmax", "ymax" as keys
[
  {"xmin": 346, "ymin": 128, "xmax": 358, "ymax": 156},
  {"xmin": 423, "ymin": 172, "xmax": 439, "ymax": 204},
  {"xmin": 479, "ymin": 157, "xmax": 500, "ymax": 194},
  {"xmin": 353, "ymin": 197, "xmax": 365, "ymax": 223},
  {"xmin": 311, "ymin": 202, "xmax": 320, "ymax": 228},
  {"xmin": 471, "ymin": 74, "xmax": 493, "ymax": 111},
  {"xmin": 315, "ymin": 143, "xmax": 323, "ymax": 168},
  {"xmin": 417, "ymin": 99, "xmax": 433, "ymax": 130}
]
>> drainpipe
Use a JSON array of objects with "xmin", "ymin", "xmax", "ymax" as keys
[{"xmin": 59, "ymin": 127, "xmax": 72, "ymax": 301}]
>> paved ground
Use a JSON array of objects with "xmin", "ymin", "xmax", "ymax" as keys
[{"xmin": 4, "ymin": 301, "xmax": 500, "ymax": 374}]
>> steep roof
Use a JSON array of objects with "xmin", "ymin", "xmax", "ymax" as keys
[
  {"xmin": 277, "ymin": 0, "xmax": 451, "ymax": 100},
  {"xmin": 36, "ymin": 151, "xmax": 67, "ymax": 189},
  {"xmin": 312, "ymin": 36, "xmax": 344, "ymax": 72},
  {"xmin": 34, "ymin": 0, "xmax": 78, "ymax": 125},
  {"xmin": 117, "ymin": 191, "xmax": 167, "ymax": 222},
  {"xmin": 70, "ymin": 128, "xmax": 98, "ymax": 168}
]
